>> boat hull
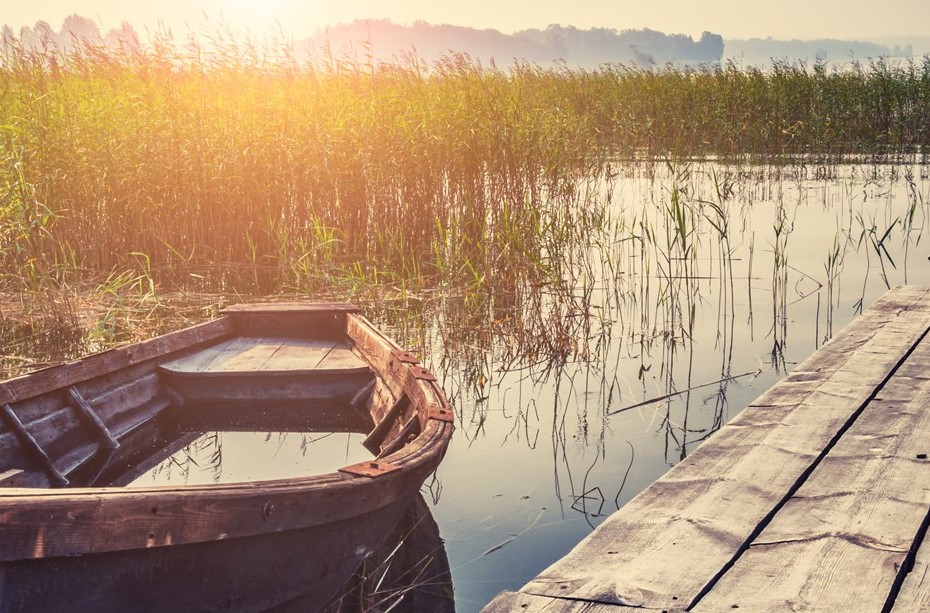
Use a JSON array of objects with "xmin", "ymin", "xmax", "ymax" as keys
[{"xmin": 0, "ymin": 496, "xmax": 415, "ymax": 612}]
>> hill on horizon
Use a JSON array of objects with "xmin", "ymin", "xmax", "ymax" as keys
[
  {"xmin": 3, "ymin": 15, "xmax": 920, "ymax": 69},
  {"xmin": 299, "ymin": 20, "xmax": 919, "ymax": 69},
  {"xmin": 299, "ymin": 19, "xmax": 725, "ymax": 67}
]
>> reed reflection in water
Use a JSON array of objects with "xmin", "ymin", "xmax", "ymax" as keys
[
  {"xmin": 363, "ymin": 159, "xmax": 930, "ymax": 608},
  {"xmin": 127, "ymin": 431, "xmax": 371, "ymax": 487}
]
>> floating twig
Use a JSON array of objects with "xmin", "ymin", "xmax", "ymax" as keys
[{"xmin": 608, "ymin": 369, "xmax": 761, "ymax": 416}]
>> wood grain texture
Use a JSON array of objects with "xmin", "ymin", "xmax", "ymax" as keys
[
  {"xmin": 159, "ymin": 337, "xmax": 367, "ymax": 374},
  {"xmin": 0, "ymin": 492, "xmax": 410, "ymax": 613},
  {"xmin": 0, "ymin": 469, "xmax": 26, "ymax": 486},
  {"xmin": 483, "ymin": 591, "xmax": 661, "ymax": 612},
  {"xmin": 1, "ymin": 404, "xmax": 69, "ymax": 487},
  {"xmin": 519, "ymin": 285, "xmax": 930, "ymax": 609},
  {"xmin": 67, "ymin": 387, "xmax": 119, "ymax": 449},
  {"xmin": 191, "ymin": 337, "xmax": 286, "ymax": 372},
  {"xmin": 695, "ymin": 337, "xmax": 930, "ymax": 611},
  {"xmin": 229, "ymin": 311, "xmax": 347, "ymax": 339},
  {"xmin": 346, "ymin": 312, "xmax": 454, "ymax": 461},
  {"xmin": 894, "ymin": 528, "xmax": 930, "ymax": 611},
  {"xmin": 220, "ymin": 302, "xmax": 359, "ymax": 313}
]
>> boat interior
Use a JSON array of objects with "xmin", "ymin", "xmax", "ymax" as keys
[{"xmin": 0, "ymin": 305, "xmax": 444, "ymax": 491}]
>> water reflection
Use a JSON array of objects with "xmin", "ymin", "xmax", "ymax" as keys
[
  {"xmin": 326, "ymin": 495, "xmax": 455, "ymax": 613},
  {"xmin": 127, "ymin": 431, "xmax": 372, "ymax": 487}
]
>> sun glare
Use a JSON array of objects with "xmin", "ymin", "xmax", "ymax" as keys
[{"xmin": 223, "ymin": 0, "xmax": 294, "ymax": 30}]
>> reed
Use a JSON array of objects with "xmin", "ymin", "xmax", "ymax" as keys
[{"xmin": 1, "ymin": 31, "xmax": 929, "ymax": 317}]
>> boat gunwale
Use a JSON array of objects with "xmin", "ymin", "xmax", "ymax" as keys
[
  {"xmin": 0, "ymin": 318, "xmax": 235, "ymax": 407},
  {"xmin": 0, "ymin": 419, "xmax": 450, "ymax": 499}
]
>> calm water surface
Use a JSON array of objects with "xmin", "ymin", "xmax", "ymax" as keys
[
  {"xmin": 3, "ymin": 160, "xmax": 930, "ymax": 611},
  {"xmin": 411, "ymin": 160, "xmax": 930, "ymax": 610}
]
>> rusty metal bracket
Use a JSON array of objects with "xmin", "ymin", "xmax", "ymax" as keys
[
  {"xmin": 340, "ymin": 459, "xmax": 402, "ymax": 478},
  {"xmin": 390, "ymin": 349, "xmax": 420, "ymax": 364},
  {"xmin": 409, "ymin": 366, "xmax": 437, "ymax": 382},
  {"xmin": 428, "ymin": 405, "xmax": 455, "ymax": 423}
]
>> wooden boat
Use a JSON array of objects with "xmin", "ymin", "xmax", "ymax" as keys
[{"xmin": 0, "ymin": 303, "xmax": 454, "ymax": 612}]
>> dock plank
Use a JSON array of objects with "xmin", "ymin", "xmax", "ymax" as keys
[
  {"xmin": 693, "ymin": 337, "xmax": 930, "ymax": 611},
  {"xmin": 895, "ymin": 529, "xmax": 930, "ymax": 611},
  {"xmin": 510, "ymin": 285, "xmax": 930, "ymax": 610},
  {"xmin": 482, "ymin": 591, "xmax": 648, "ymax": 612}
]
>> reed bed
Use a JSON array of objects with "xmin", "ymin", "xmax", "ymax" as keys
[{"xmin": 1, "ymin": 32, "xmax": 930, "ymax": 322}]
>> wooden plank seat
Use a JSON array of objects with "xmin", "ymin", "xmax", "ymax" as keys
[
  {"xmin": 157, "ymin": 337, "xmax": 375, "ymax": 410},
  {"xmin": 158, "ymin": 337, "xmax": 370, "ymax": 376}
]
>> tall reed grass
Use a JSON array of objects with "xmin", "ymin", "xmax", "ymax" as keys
[{"xmin": 1, "ymin": 31, "xmax": 929, "ymax": 313}]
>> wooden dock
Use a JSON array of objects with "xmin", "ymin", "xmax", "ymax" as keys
[{"xmin": 484, "ymin": 285, "xmax": 930, "ymax": 612}]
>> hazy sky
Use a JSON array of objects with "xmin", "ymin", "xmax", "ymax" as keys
[{"xmin": 6, "ymin": 0, "xmax": 930, "ymax": 41}]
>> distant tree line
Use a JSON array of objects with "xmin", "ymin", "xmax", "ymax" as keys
[
  {"xmin": 725, "ymin": 38, "xmax": 906, "ymax": 65},
  {"xmin": 303, "ymin": 20, "xmax": 724, "ymax": 67},
  {"xmin": 4, "ymin": 15, "xmax": 908, "ymax": 69},
  {"xmin": 2, "ymin": 14, "xmax": 141, "ymax": 53},
  {"xmin": 515, "ymin": 25, "xmax": 724, "ymax": 65}
]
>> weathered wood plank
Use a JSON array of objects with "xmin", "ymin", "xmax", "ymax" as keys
[
  {"xmin": 0, "ymin": 404, "xmax": 69, "ymax": 487},
  {"xmin": 483, "ymin": 591, "xmax": 656, "ymax": 612},
  {"xmin": 0, "ymin": 469, "xmax": 27, "ymax": 487},
  {"xmin": 229, "ymin": 311, "xmax": 347, "ymax": 339},
  {"xmin": 317, "ymin": 345, "xmax": 369, "ymax": 371},
  {"xmin": 159, "ymin": 337, "xmax": 366, "ymax": 374},
  {"xmin": 517, "ymin": 285, "xmax": 930, "ymax": 609},
  {"xmin": 0, "ymin": 445, "xmax": 448, "ymax": 561},
  {"xmin": 364, "ymin": 394, "xmax": 409, "ymax": 453},
  {"xmin": 1, "ymin": 374, "xmax": 163, "ymax": 479},
  {"xmin": 376, "ymin": 414, "xmax": 421, "ymax": 460},
  {"xmin": 694, "ymin": 338, "xmax": 930, "ymax": 610},
  {"xmin": 7, "ymin": 360, "xmax": 166, "ymax": 428},
  {"xmin": 347, "ymin": 313, "xmax": 448, "ymax": 417},
  {"xmin": 220, "ymin": 302, "xmax": 359, "ymax": 313},
  {"xmin": 86, "ymin": 373, "xmax": 163, "ymax": 432},
  {"xmin": 894, "ymin": 525, "xmax": 930, "ymax": 611},
  {"xmin": 155, "ymin": 339, "xmax": 232, "ymax": 374},
  {"xmin": 203, "ymin": 337, "xmax": 285, "ymax": 372},
  {"xmin": 257, "ymin": 338, "xmax": 333, "ymax": 371},
  {"xmin": 346, "ymin": 314, "xmax": 407, "ymax": 400},
  {"xmin": 67, "ymin": 387, "xmax": 119, "ymax": 449}
]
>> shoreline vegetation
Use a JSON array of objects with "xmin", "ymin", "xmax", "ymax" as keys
[{"xmin": 1, "ymin": 31, "xmax": 930, "ymax": 337}]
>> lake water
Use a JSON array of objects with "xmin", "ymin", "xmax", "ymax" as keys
[
  {"xmin": 399, "ymin": 159, "xmax": 930, "ymax": 610},
  {"xmin": 2, "ymin": 159, "xmax": 929, "ymax": 611}
]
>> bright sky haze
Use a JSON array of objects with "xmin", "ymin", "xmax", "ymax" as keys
[{"xmin": 6, "ymin": 0, "xmax": 930, "ymax": 41}]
